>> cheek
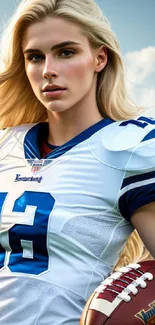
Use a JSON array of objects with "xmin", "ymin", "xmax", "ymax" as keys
[
  {"xmin": 25, "ymin": 64, "xmax": 40, "ymax": 87},
  {"xmin": 65, "ymin": 56, "xmax": 95, "ymax": 80}
]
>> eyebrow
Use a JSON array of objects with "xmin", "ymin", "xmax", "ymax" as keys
[{"xmin": 23, "ymin": 41, "xmax": 81, "ymax": 54}]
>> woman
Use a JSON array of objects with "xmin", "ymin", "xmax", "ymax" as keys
[{"xmin": 0, "ymin": 0, "xmax": 154, "ymax": 324}]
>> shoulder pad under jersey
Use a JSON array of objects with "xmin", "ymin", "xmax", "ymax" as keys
[
  {"xmin": 0, "ymin": 124, "xmax": 35, "ymax": 160},
  {"xmin": 101, "ymin": 116, "xmax": 155, "ymax": 151},
  {"xmin": 89, "ymin": 116, "xmax": 155, "ymax": 171}
]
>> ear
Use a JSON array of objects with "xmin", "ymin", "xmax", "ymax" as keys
[{"xmin": 95, "ymin": 46, "xmax": 108, "ymax": 72}]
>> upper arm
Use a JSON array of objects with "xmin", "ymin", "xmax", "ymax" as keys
[
  {"xmin": 131, "ymin": 202, "xmax": 155, "ymax": 259},
  {"xmin": 117, "ymin": 118, "xmax": 155, "ymax": 258},
  {"xmin": 118, "ymin": 129, "xmax": 155, "ymax": 220}
]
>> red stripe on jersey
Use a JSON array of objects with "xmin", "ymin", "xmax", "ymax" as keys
[{"xmin": 40, "ymin": 140, "xmax": 53, "ymax": 157}]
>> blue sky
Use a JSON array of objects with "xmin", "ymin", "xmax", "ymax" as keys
[
  {"xmin": 0, "ymin": 0, "xmax": 155, "ymax": 115},
  {"xmin": 98, "ymin": 0, "xmax": 155, "ymax": 53}
]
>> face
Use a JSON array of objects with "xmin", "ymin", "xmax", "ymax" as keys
[{"xmin": 22, "ymin": 17, "xmax": 107, "ymax": 114}]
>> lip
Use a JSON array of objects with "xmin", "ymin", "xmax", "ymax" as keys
[
  {"xmin": 42, "ymin": 84, "xmax": 66, "ymax": 92},
  {"xmin": 42, "ymin": 89, "xmax": 66, "ymax": 98}
]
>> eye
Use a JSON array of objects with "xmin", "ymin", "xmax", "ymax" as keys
[
  {"xmin": 26, "ymin": 54, "xmax": 44, "ymax": 63},
  {"xmin": 59, "ymin": 50, "xmax": 75, "ymax": 58}
]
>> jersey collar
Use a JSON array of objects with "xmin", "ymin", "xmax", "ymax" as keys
[{"xmin": 24, "ymin": 118, "xmax": 114, "ymax": 160}]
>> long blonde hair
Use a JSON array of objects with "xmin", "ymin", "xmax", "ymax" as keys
[
  {"xmin": 113, "ymin": 230, "xmax": 153, "ymax": 272},
  {"xmin": 0, "ymin": 0, "xmax": 151, "ymax": 267}
]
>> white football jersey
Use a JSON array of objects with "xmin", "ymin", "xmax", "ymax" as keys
[{"xmin": 0, "ymin": 116, "xmax": 155, "ymax": 324}]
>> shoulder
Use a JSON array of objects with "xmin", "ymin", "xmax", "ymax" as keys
[
  {"xmin": 0, "ymin": 124, "xmax": 37, "ymax": 157},
  {"xmin": 103, "ymin": 116, "xmax": 155, "ymax": 171},
  {"xmin": 89, "ymin": 116, "xmax": 155, "ymax": 171},
  {"xmin": 0, "ymin": 124, "xmax": 37, "ymax": 141},
  {"xmin": 101, "ymin": 116, "xmax": 155, "ymax": 152},
  {"xmin": 110, "ymin": 117, "xmax": 155, "ymax": 220}
]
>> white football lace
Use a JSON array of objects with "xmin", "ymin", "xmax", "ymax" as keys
[
  {"xmin": 118, "ymin": 272, "xmax": 153, "ymax": 302},
  {"xmin": 104, "ymin": 263, "xmax": 153, "ymax": 302}
]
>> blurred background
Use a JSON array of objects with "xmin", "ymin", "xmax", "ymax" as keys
[{"xmin": 0, "ymin": 0, "xmax": 155, "ymax": 116}]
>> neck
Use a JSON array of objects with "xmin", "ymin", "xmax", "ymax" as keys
[{"xmin": 47, "ymin": 101, "xmax": 103, "ymax": 146}]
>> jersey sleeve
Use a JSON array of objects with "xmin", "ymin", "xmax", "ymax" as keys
[{"xmin": 118, "ymin": 118, "xmax": 155, "ymax": 220}]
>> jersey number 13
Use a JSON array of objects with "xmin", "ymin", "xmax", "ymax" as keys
[{"xmin": 0, "ymin": 191, "xmax": 55, "ymax": 275}]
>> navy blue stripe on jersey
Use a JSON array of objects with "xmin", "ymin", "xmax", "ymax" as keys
[
  {"xmin": 138, "ymin": 116, "xmax": 155, "ymax": 125},
  {"xmin": 141, "ymin": 129, "xmax": 155, "ymax": 142},
  {"xmin": 24, "ymin": 123, "xmax": 46, "ymax": 159},
  {"xmin": 46, "ymin": 118, "xmax": 114, "ymax": 159},
  {"xmin": 24, "ymin": 118, "xmax": 114, "ymax": 160},
  {"xmin": 119, "ymin": 183, "xmax": 155, "ymax": 220},
  {"xmin": 121, "ymin": 170, "xmax": 155, "ymax": 189},
  {"xmin": 120, "ymin": 116, "xmax": 155, "ymax": 130},
  {"xmin": 120, "ymin": 119, "xmax": 148, "ymax": 129}
]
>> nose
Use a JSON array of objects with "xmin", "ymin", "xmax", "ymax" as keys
[{"xmin": 42, "ymin": 56, "xmax": 59, "ymax": 80}]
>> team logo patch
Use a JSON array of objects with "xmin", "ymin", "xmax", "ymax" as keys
[
  {"xmin": 31, "ymin": 159, "xmax": 44, "ymax": 173},
  {"xmin": 135, "ymin": 300, "xmax": 155, "ymax": 324},
  {"xmin": 27, "ymin": 159, "xmax": 52, "ymax": 173}
]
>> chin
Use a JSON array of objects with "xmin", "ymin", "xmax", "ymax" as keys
[{"xmin": 46, "ymin": 102, "xmax": 69, "ymax": 113}]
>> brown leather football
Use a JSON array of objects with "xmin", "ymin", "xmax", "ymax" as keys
[{"xmin": 80, "ymin": 260, "xmax": 155, "ymax": 325}]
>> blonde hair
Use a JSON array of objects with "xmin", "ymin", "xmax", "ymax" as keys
[
  {"xmin": 113, "ymin": 230, "xmax": 153, "ymax": 272},
  {"xmin": 0, "ymin": 0, "xmax": 150, "ymax": 268}
]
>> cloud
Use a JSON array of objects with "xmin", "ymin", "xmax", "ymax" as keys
[{"xmin": 124, "ymin": 47, "xmax": 155, "ymax": 117}]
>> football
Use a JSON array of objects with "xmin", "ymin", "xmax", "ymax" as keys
[{"xmin": 80, "ymin": 260, "xmax": 155, "ymax": 325}]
